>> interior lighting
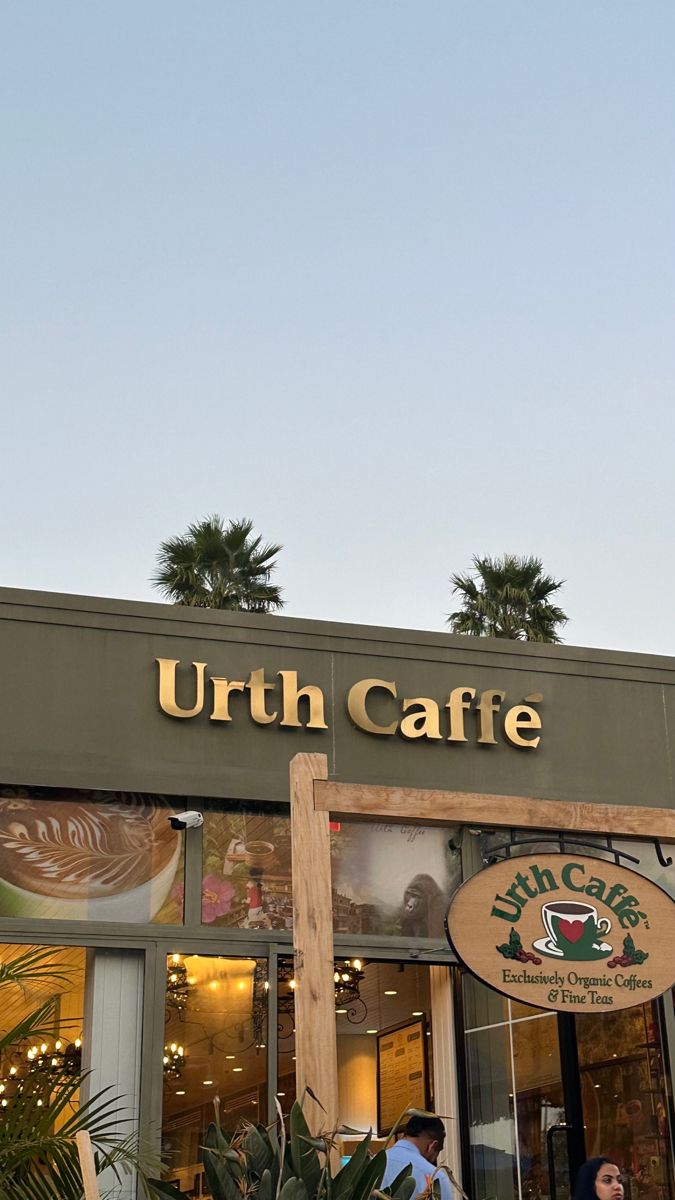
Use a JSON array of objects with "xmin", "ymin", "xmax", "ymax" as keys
[
  {"xmin": 412, "ymin": 1011, "xmax": 423, "ymax": 1017},
  {"xmin": 367, "ymin": 1029, "xmax": 378, "ymax": 1034},
  {"xmin": 384, "ymin": 990, "xmax": 397, "ymax": 996},
  {"xmin": 226, "ymin": 1055, "xmax": 236, "ymax": 1060},
  {"xmin": 336, "ymin": 1008, "xmax": 347, "ymax": 1014},
  {"xmin": 203, "ymin": 1080, "xmax": 213, "ymax": 1086},
  {"xmin": 176, "ymin": 1090, "xmax": 186, "ymax": 1096},
  {"xmin": 233, "ymin": 1067, "xmax": 243, "ymax": 1073}
]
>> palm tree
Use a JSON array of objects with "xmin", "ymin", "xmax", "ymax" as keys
[
  {"xmin": 447, "ymin": 554, "xmax": 567, "ymax": 642},
  {"xmin": 152, "ymin": 516, "xmax": 284, "ymax": 612}
]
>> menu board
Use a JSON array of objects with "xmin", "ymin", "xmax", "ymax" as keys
[{"xmin": 377, "ymin": 1019, "xmax": 429, "ymax": 1136}]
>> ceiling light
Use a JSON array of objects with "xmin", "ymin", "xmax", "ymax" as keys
[
  {"xmin": 203, "ymin": 1080, "xmax": 213, "ymax": 1086},
  {"xmin": 225, "ymin": 1055, "xmax": 235, "ymax": 1060},
  {"xmin": 176, "ymin": 1090, "xmax": 186, "ymax": 1096},
  {"xmin": 233, "ymin": 1067, "xmax": 243, "ymax": 1072},
  {"xmin": 367, "ymin": 1029, "xmax": 378, "ymax": 1034},
  {"xmin": 384, "ymin": 990, "xmax": 397, "ymax": 996},
  {"xmin": 336, "ymin": 1008, "xmax": 347, "ymax": 1014},
  {"xmin": 412, "ymin": 1011, "xmax": 423, "ymax": 1016}
]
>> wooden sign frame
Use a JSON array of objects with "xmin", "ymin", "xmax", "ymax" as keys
[{"xmin": 288, "ymin": 753, "xmax": 675, "ymax": 1133}]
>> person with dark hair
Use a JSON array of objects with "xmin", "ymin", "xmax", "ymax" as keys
[
  {"xmin": 573, "ymin": 1158, "xmax": 624, "ymax": 1200},
  {"xmin": 381, "ymin": 1115, "xmax": 454, "ymax": 1200}
]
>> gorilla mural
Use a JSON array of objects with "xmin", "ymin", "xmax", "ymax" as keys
[{"xmin": 399, "ymin": 873, "xmax": 448, "ymax": 938}]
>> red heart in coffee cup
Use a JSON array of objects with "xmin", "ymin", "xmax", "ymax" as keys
[{"xmin": 559, "ymin": 919, "xmax": 584, "ymax": 943}]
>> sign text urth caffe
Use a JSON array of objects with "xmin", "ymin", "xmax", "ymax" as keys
[
  {"xmin": 155, "ymin": 658, "xmax": 543, "ymax": 749},
  {"xmin": 447, "ymin": 854, "xmax": 675, "ymax": 1013}
]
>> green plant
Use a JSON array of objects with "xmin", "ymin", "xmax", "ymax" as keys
[
  {"xmin": 447, "ymin": 553, "xmax": 567, "ymax": 642},
  {"xmin": 150, "ymin": 1096, "xmax": 420, "ymax": 1200},
  {"xmin": 152, "ymin": 515, "xmax": 284, "ymax": 612},
  {"xmin": 0, "ymin": 946, "xmax": 157, "ymax": 1200}
]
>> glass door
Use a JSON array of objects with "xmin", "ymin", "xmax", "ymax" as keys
[
  {"xmin": 576, "ymin": 1002, "xmax": 675, "ymax": 1200},
  {"xmin": 461, "ymin": 978, "xmax": 675, "ymax": 1200},
  {"xmin": 161, "ymin": 953, "xmax": 269, "ymax": 1196},
  {"xmin": 462, "ymin": 976, "xmax": 568, "ymax": 1200}
]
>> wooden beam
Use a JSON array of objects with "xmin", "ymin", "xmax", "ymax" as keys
[
  {"xmin": 290, "ymin": 753, "xmax": 338, "ymax": 1134},
  {"xmin": 76, "ymin": 1130, "xmax": 100, "ymax": 1200},
  {"xmin": 314, "ymin": 780, "xmax": 675, "ymax": 842}
]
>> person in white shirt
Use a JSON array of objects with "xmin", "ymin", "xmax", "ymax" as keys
[{"xmin": 381, "ymin": 1115, "xmax": 453, "ymax": 1200}]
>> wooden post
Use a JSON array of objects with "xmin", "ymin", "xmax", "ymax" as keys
[
  {"xmin": 76, "ymin": 1130, "xmax": 100, "ymax": 1200},
  {"xmin": 290, "ymin": 752, "xmax": 338, "ymax": 1133}
]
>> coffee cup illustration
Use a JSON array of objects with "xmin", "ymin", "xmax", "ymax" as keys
[
  {"xmin": 539, "ymin": 900, "xmax": 612, "ymax": 960},
  {"xmin": 0, "ymin": 794, "xmax": 181, "ymax": 922}
]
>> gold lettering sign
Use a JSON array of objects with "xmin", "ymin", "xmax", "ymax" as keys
[
  {"xmin": 447, "ymin": 853, "xmax": 675, "ymax": 1013},
  {"xmin": 155, "ymin": 660, "xmax": 543, "ymax": 749}
]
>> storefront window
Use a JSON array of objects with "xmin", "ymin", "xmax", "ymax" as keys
[
  {"xmin": 463, "ymin": 975, "xmax": 675, "ymax": 1200},
  {"xmin": 0, "ymin": 943, "xmax": 86, "ymax": 1116},
  {"xmin": 577, "ymin": 1003, "xmax": 675, "ymax": 1200},
  {"xmin": 162, "ymin": 954, "xmax": 268, "ymax": 1194},
  {"xmin": 330, "ymin": 821, "xmax": 461, "ymax": 938},
  {"xmin": 201, "ymin": 807, "xmax": 292, "ymax": 928},
  {"xmin": 0, "ymin": 787, "xmax": 185, "ymax": 923},
  {"xmin": 201, "ymin": 805, "xmax": 461, "ymax": 937},
  {"xmin": 463, "ymin": 975, "xmax": 565, "ymax": 1200},
  {"xmin": 277, "ymin": 958, "xmax": 438, "ymax": 1149}
]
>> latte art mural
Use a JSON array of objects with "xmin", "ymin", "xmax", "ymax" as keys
[{"xmin": 0, "ymin": 789, "xmax": 184, "ymax": 922}]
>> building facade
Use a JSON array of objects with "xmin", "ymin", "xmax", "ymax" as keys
[{"xmin": 0, "ymin": 587, "xmax": 674, "ymax": 1200}]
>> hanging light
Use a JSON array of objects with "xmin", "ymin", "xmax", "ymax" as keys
[{"xmin": 163, "ymin": 1044, "xmax": 186, "ymax": 1079}]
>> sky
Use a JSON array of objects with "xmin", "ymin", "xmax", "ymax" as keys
[{"xmin": 3, "ymin": 3, "xmax": 674, "ymax": 656}]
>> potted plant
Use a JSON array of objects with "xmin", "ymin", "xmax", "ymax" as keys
[{"xmin": 151, "ymin": 1095, "xmax": 428, "ymax": 1200}]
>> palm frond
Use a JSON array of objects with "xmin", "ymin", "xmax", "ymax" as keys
[{"xmin": 447, "ymin": 553, "xmax": 567, "ymax": 642}]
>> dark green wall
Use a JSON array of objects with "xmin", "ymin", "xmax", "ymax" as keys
[{"xmin": 1, "ymin": 587, "xmax": 674, "ymax": 811}]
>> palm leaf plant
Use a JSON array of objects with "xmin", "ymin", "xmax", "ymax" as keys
[
  {"xmin": 151, "ymin": 1095, "xmax": 427, "ymax": 1200},
  {"xmin": 0, "ymin": 946, "xmax": 158, "ymax": 1200},
  {"xmin": 447, "ymin": 553, "xmax": 567, "ymax": 642},
  {"xmin": 152, "ymin": 516, "xmax": 284, "ymax": 612}
]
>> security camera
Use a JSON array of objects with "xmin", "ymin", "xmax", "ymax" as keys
[{"xmin": 168, "ymin": 811, "xmax": 204, "ymax": 830}]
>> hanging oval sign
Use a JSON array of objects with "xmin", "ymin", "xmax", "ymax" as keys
[{"xmin": 446, "ymin": 853, "xmax": 675, "ymax": 1013}]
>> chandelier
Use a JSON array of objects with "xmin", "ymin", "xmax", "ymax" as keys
[
  {"xmin": 166, "ymin": 953, "xmax": 193, "ymax": 1014},
  {"xmin": 0, "ymin": 1036, "xmax": 83, "ymax": 1107},
  {"xmin": 276, "ymin": 958, "xmax": 365, "ymax": 1014},
  {"xmin": 163, "ymin": 1042, "xmax": 186, "ymax": 1079}
]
